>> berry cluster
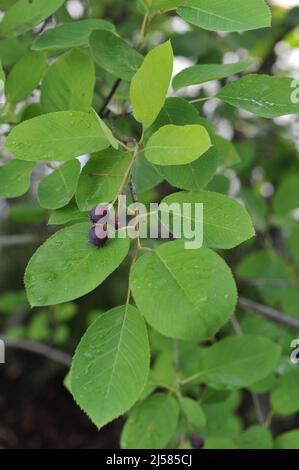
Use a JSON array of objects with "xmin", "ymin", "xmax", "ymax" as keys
[{"xmin": 89, "ymin": 204, "xmax": 110, "ymax": 247}]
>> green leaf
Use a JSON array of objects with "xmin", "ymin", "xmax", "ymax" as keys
[
  {"xmin": 48, "ymin": 200, "xmax": 88, "ymax": 226},
  {"xmin": 132, "ymin": 152, "xmax": 163, "ymax": 193},
  {"xmin": 288, "ymin": 225, "xmax": 299, "ymax": 267},
  {"xmin": 238, "ymin": 425, "xmax": 273, "ymax": 449},
  {"xmin": 181, "ymin": 397, "xmax": 206, "ymax": 428},
  {"xmin": 130, "ymin": 41, "xmax": 173, "ymax": 129},
  {"xmin": 273, "ymin": 174, "xmax": 299, "ymax": 216},
  {"xmin": 147, "ymin": 97, "xmax": 204, "ymax": 134},
  {"xmin": 275, "ymin": 430, "xmax": 299, "ymax": 449},
  {"xmin": 0, "ymin": 0, "xmax": 66, "ymax": 38},
  {"xmin": 271, "ymin": 369, "xmax": 299, "ymax": 416},
  {"xmin": 151, "ymin": 0, "xmax": 183, "ymax": 9},
  {"xmin": 40, "ymin": 49, "xmax": 95, "ymax": 113},
  {"xmin": 197, "ymin": 335, "xmax": 281, "ymax": 390},
  {"xmin": 280, "ymin": 285, "xmax": 299, "ymax": 317},
  {"xmin": 90, "ymin": 30, "xmax": 143, "ymax": 81},
  {"xmin": 25, "ymin": 222, "xmax": 130, "ymax": 306},
  {"xmin": 214, "ymin": 135, "xmax": 240, "ymax": 168},
  {"xmin": 26, "ymin": 311, "xmax": 50, "ymax": 342},
  {"xmin": 70, "ymin": 305, "xmax": 150, "ymax": 429},
  {"xmin": 147, "ymin": 98, "xmax": 218, "ymax": 190},
  {"xmin": 131, "ymin": 241, "xmax": 237, "ymax": 340},
  {"xmin": 38, "ymin": 160, "xmax": 81, "ymax": 210},
  {"xmin": 5, "ymin": 110, "xmax": 111, "ymax": 162},
  {"xmin": 150, "ymin": 350, "xmax": 176, "ymax": 390},
  {"xmin": 240, "ymin": 188, "xmax": 267, "ymax": 233},
  {"xmin": 0, "ymin": 159, "xmax": 34, "ymax": 198},
  {"xmin": 173, "ymin": 59, "xmax": 255, "ymax": 90},
  {"xmin": 157, "ymin": 147, "xmax": 218, "ymax": 191},
  {"xmin": 161, "ymin": 191, "xmax": 255, "ymax": 249},
  {"xmin": 32, "ymin": 19, "xmax": 115, "ymax": 52},
  {"xmin": 0, "ymin": 290, "xmax": 29, "ymax": 315},
  {"xmin": 94, "ymin": 110, "xmax": 119, "ymax": 150},
  {"xmin": 76, "ymin": 149, "xmax": 131, "ymax": 211},
  {"xmin": 177, "ymin": 0, "xmax": 271, "ymax": 33},
  {"xmin": 145, "ymin": 124, "xmax": 211, "ymax": 166},
  {"xmin": 217, "ymin": 75, "xmax": 299, "ymax": 118},
  {"xmin": 236, "ymin": 249, "xmax": 290, "ymax": 305},
  {"xmin": 207, "ymin": 174, "xmax": 230, "ymax": 195},
  {"xmin": 6, "ymin": 51, "xmax": 47, "ymax": 104},
  {"xmin": 9, "ymin": 201, "xmax": 46, "ymax": 223},
  {"xmin": 201, "ymin": 390, "xmax": 240, "ymax": 427},
  {"xmin": 0, "ymin": 36, "xmax": 30, "ymax": 68},
  {"xmin": 204, "ymin": 436, "xmax": 237, "ymax": 449},
  {"xmin": 121, "ymin": 393, "xmax": 179, "ymax": 449}
]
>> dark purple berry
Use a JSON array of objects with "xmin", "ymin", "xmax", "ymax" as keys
[
  {"xmin": 89, "ymin": 226, "xmax": 108, "ymax": 247},
  {"xmin": 190, "ymin": 434, "xmax": 204, "ymax": 449},
  {"xmin": 90, "ymin": 204, "xmax": 109, "ymax": 224}
]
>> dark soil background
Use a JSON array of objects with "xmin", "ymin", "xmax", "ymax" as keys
[{"xmin": 0, "ymin": 356, "xmax": 122, "ymax": 449}]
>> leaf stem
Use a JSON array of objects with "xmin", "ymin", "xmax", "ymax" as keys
[
  {"xmin": 137, "ymin": 11, "xmax": 150, "ymax": 50},
  {"xmin": 111, "ymin": 143, "xmax": 139, "ymax": 207},
  {"xmin": 189, "ymin": 96, "xmax": 215, "ymax": 104},
  {"xmin": 180, "ymin": 371, "xmax": 204, "ymax": 385},
  {"xmin": 238, "ymin": 296, "xmax": 299, "ymax": 330},
  {"xmin": 116, "ymin": 139, "xmax": 133, "ymax": 152}
]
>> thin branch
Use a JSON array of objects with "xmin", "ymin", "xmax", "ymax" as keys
[
  {"xmin": 0, "ymin": 235, "xmax": 40, "ymax": 247},
  {"xmin": 238, "ymin": 297, "xmax": 299, "ymax": 330},
  {"xmin": 136, "ymin": 11, "xmax": 150, "ymax": 50},
  {"xmin": 89, "ymin": 172, "xmax": 124, "ymax": 177},
  {"xmin": 251, "ymin": 392, "xmax": 266, "ymax": 425},
  {"xmin": 1, "ymin": 336, "xmax": 71, "ymax": 367},
  {"xmin": 111, "ymin": 144, "xmax": 139, "ymax": 206},
  {"xmin": 128, "ymin": 177, "xmax": 139, "ymax": 204},
  {"xmin": 238, "ymin": 278, "xmax": 290, "ymax": 287},
  {"xmin": 99, "ymin": 78, "xmax": 121, "ymax": 117},
  {"xmin": 259, "ymin": 24, "xmax": 295, "ymax": 74},
  {"xmin": 230, "ymin": 314, "xmax": 243, "ymax": 336}
]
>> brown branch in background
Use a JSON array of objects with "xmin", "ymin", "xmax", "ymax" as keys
[
  {"xmin": 99, "ymin": 78, "xmax": 121, "ymax": 117},
  {"xmin": 230, "ymin": 314, "xmax": 242, "ymax": 336},
  {"xmin": 5, "ymin": 309, "xmax": 31, "ymax": 331},
  {"xmin": 259, "ymin": 24, "xmax": 295, "ymax": 74},
  {"xmin": 128, "ymin": 177, "xmax": 139, "ymax": 204},
  {"xmin": 251, "ymin": 393, "xmax": 266, "ymax": 426},
  {"xmin": 238, "ymin": 297, "xmax": 299, "ymax": 330},
  {"xmin": 89, "ymin": 172, "xmax": 124, "ymax": 177},
  {"xmin": 1, "ymin": 336, "xmax": 71, "ymax": 367},
  {"xmin": 238, "ymin": 278, "xmax": 290, "ymax": 287},
  {"xmin": 0, "ymin": 235, "xmax": 40, "ymax": 247}
]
